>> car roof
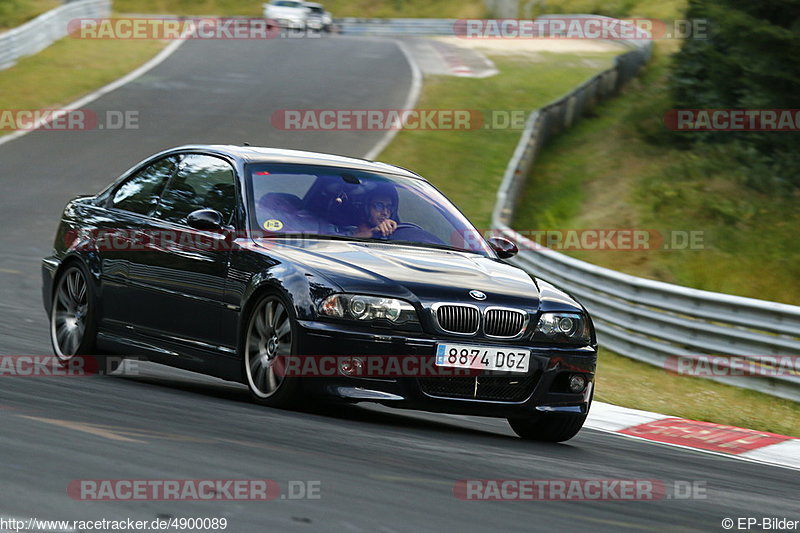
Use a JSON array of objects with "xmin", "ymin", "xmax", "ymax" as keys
[{"xmin": 163, "ymin": 144, "xmax": 425, "ymax": 180}]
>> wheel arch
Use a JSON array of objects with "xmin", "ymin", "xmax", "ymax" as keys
[
  {"xmin": 49, "ymin": 253, "xmax": 104, "ymax": 323},
  {"xmin": 51, "ymin": 252, "xmax": 100, "ymax": 299}
]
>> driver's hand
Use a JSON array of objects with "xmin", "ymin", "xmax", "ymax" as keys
[{"xmin": 372, "ymin": 219, "xmax": 398, "ymax": 237}]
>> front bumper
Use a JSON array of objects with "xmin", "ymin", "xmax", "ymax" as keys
[
  {"xmin": 270, "ymin": 16, "xmax": 307, "ymax": 29},
  {"xmin": 294, "ymin": 320, "xmax": 596, "ymax": 418}
]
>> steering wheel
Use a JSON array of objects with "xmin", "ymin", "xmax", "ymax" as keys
[
  {"xmin": 371, "ymin": 222, "xmax": 425, "ymax": 239},
  {"xmin": 394, "ymin": 222, "xmax": 424, "ymax": 231},
  {"xmin": 387, "ymin": 223, "xmax": 445, "ymax": 245}
]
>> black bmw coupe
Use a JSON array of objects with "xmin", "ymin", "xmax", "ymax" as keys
[{"xmin": 42, "ymin": 145, "xmax": 597, "ymax": 442}]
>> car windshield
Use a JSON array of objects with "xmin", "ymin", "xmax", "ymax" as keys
[
  {"xmin": 246, "ymin": 163, "xmax": 493, "ymax": 255},
  {"xmin": 273, "ymin": 1, "xmax": 301, "ymax": 7}
]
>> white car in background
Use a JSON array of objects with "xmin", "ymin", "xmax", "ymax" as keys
[
  {"xmin": 303, "ymin": 2, "xmax": 333, "ymax": 32},
  {"xmin": 263, "ymin": 0, "xmax": 308, "ymax": 30}
]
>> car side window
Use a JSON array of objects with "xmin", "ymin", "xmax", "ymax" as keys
[
  {"xmin": 110, "ymin": 157, "xmax": 178, "ymax": 215},
  {"xmin": 155, "ymin": 154, "xmax": 237, "ymax": 225}
]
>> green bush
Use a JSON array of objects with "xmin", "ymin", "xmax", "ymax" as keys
[{"xmin": 669, "ymin": 0, "xmax": 800, "ymax": 189}]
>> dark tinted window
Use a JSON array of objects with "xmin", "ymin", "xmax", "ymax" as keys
[
  {"xmin": 156, "ymin": 154, "xmax": 236, "ymax": 225},
  {"xmin": 111, "ymin": 157, "xmax": 177, "ymax": 215},
  {"xmin": 247, "ymin": 164, "xmax": 493, "ymax": 255}
]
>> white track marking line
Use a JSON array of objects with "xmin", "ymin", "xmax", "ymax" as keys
[
  {"xmin": 585, "ymin": 401, "xmax": 671, "ymax": 432},
  {"xmin": 588, "ymin": 424, "xmax": 800, "ymax": 472},
  {"xmin": 0, "ymin": 37, "xmax": 187, "ymax": 148},
  {"xmin": 587, "ymin": 401, "xmax": 800, "ymax": 472},
  {"xmin": 363, "ymin": 39, "xmax": 422, "ymax": 161}
]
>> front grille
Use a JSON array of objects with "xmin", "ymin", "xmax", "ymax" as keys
[
  {"xmin": 484, "ymin": 308, "xmax": 527, "ymax": 338},
  {"xmin": 435, "ymin": 305, "xmax": 480, "ymax": 334},
  {"xmin": 418, "ymin": 373, "xmax": 539, "ymax": 402},
  {"xmin": 418, "ymin": 377, "xmax": 474, "ymax": 399}
]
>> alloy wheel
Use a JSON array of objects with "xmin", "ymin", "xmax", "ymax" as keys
[
  {"xmin": 245, "ymin": 297, "xmax": 293, "ymax": 398},
  {"xmin": 50, "ymin": 267, "xmax": 89, "ymax": 360}
]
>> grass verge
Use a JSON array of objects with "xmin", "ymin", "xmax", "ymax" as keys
[
  {"xmin": 379, "ymin": 50, "xmax": 618, "ymax": 230},
  {"xmin": 596, "ymin": 348, "xmax": 799, "ymax": 437},
  {"xmin": 0, "ymin": 0, "xmax": 59, "ymax": 30},
  {"xmin": 0, "ymin": 34, "xmax": 168, "ymax": 137},
  {"xmin": 532, "ymin": 0, "xmax": 685, "ymax": 20},
  {"xmin": 512, "ymin": 40, "xmax": 800, "ymax": 305}
]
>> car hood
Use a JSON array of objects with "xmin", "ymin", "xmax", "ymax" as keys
[{"xmin": 255, "ymin": 239, "xmax": 540, "ymax": 308}]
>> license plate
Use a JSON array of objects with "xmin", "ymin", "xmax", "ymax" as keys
[{"xmin": 435, "ymin": 343, "xmax": 530, "ymax": 373}]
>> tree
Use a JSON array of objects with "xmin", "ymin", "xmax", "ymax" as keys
[{"xmin": 670, "ymin": 0, "xmax": 800, "ymax": 188}]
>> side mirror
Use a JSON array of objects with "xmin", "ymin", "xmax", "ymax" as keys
[
  {"xmin": 487, "ymin": 236, "xmax": 518, "ymax": 259},
  {"xmin": 187, "ymin": 209, "xmax": 224, "ymax": 231}
]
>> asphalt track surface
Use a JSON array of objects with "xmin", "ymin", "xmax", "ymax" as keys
[{"xmin": 0, "ymin": 36, "xmax": 796, "ymax": 532}]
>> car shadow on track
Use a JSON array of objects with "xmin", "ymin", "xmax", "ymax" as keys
[{"xmin": 110, "ymin": 363, "xmax": 589, "ymax": 452}]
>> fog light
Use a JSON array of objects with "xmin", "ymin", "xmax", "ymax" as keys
[
  {"xmin": 340, "ymin": 357, "xmax": 364, "ymax": 377},
  {"xmin": 568, "ymin": 374, "xmax": 587, "ymax": 393}
]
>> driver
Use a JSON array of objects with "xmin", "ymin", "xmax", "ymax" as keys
[{"xmin": 352, "ymin": 184, "xmax": 398, "ymax": 238}]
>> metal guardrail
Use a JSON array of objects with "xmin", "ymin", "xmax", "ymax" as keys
[
  {"xmin": 489, "ymin": 19, "xmax": 800, "ymax": 401},
  {"xmin": 334, "ymin": 14, "xmax": 656, "ymax": 42},
  {"xmin": 0, "ymin": 0, "xmax": 110, "ymax": 71},
  {"xmin": 334, "ymin": 18, "xmax": 458, "ymax": 36}
]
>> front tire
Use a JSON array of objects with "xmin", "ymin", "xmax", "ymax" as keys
[
  {"xmin": 508, "ymin": 412, "xmax": 588, "ymax": 443},
  {"xmin": 50, "ymin": 262, "xmax": 97, "ymax": 362},
  {"xmin": 242, "ymin": 292, "xmax": 302, "ymax": 408}
]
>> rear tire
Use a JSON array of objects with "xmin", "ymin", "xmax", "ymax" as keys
[
  {"xmin": 49, "ymin": 262, "xmax": 97, "ymax": 363},
  {"xmin": 241, "ymin": 292, "xmax": 303, "ymax": 408}
]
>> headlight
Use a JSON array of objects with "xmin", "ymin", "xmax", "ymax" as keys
[
  {"xmin": 319, "ymin": 294, "xmax": 417, "ymax": 324},
  {"xmin": 534, "ymin": 312, "xmax": 591, "ymax": 344}
]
